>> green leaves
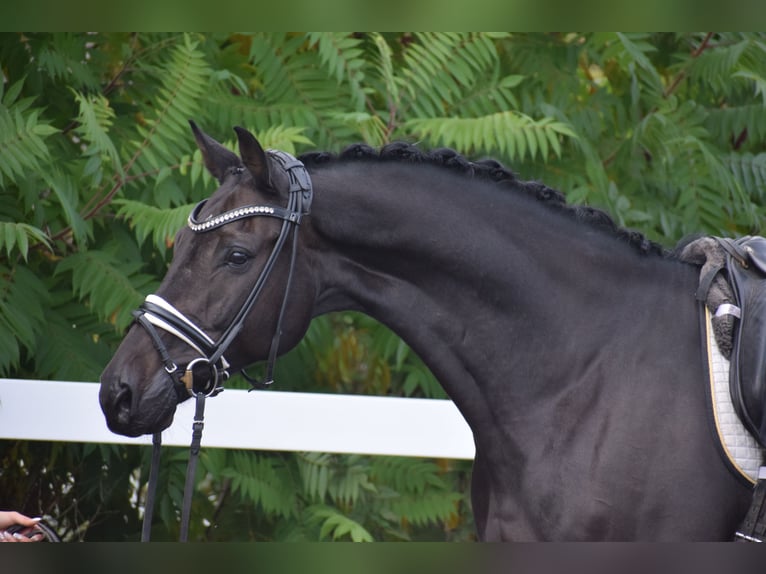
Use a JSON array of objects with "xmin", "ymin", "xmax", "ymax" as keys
[
  {"xmin": 0, "ymin": 221, "xmax": 51, "ymax": 260},
  {"xmin": 307, "ymin": 505, "xmax": 374, "ymax": 542},
  {"xmin": 55, "ymin": 249, "xmax": 157, "ymax": 330},
  {"xmin": 400, "ymin": 33, "xmax": 503, "ymax": 118},
  {"xmin": 307, "ymin": 33, "xmax": 366, "ymax": 110},
  {"xmin": 0, "ymin": 264, "xmax": 49, "ymax": 373},
  {"xmin": 407, "ymin": 112, "xmax": 577, "ymax": 162},
  {"xmin": 195, "ymin": 448, "xmax": 465, "ymax": 542},
  {"xmin": 130, "ymin": 35, "xmax": 211, "ymax": 177},
  {"xmin": 221, "ymin": 451, "xmax": 297, "ymax": 519},
  {"xmin": 114, "ymin": 199, "xmax": 193, "ymax": 255},
  {"xmin": 0, "ymin": 78, "xmax": 58, "ymax": 187},
  {"xmin": 72, "ymin": 90, "xmax": 123, "ymax": 178}
]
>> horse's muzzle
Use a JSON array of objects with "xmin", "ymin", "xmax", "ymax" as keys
[{"xmin": 99, "ymin": 371, "xmax": 177, "ymax": 437}]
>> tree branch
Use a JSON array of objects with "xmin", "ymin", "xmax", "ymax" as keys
[{"xmin": 662, "ymin": 32, "xmax": 714, "ymax": 99}]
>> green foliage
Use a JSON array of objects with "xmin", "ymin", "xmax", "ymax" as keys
[
  {"xmin": 0, "ymin": 221, "xmax": 51, "ymax": 260},
  {"xmin": 114, "ymin": 199, "xmax": 193, "ymax": 255},
  {"xmin": 129, "ymin": 36, "xmax": 211, "ymax": 179},
  {"xmin": 0, "ymin": 265, "xmax": 49, "ymax": 372},
  {"xmin": 0, "ymin": 78, "xmax": 58, "ymax": 187},
  {"xmin": 55, "ymin": 248, "xmax": 157, "ymax": 331},
  {"xmin": 407, "ymin": 111, "xmax": 577, "ymax": 161},
  {"xmin": 2, "ymin": 31, "xmax": 766, "ymax": 541},
  {"xmin": 72, "ymin": 89, "xmax": 123, "ymax": 178}
]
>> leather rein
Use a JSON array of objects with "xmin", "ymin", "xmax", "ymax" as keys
[{"xmin": 133, "ymin": 150, "xmax": 312, "ymax": 541}]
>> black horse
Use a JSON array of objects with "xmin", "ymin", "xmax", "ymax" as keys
[{"xmin": 99, "ymin": 123, "xmax": 753, "ymax": 541}]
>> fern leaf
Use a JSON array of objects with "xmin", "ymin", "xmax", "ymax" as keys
[
  {"xmin": 406, "ymin": 111, "xmax": 577, "ymax": 162},
  {"xmin": 220, "ymin": 451, "xmax": 296, "ymax": 518},
  {"xmin": 306, "ymin": 33, "xmax": 366, "ymax": 110},
  {"xmin": 113, "ymin": 199, "xmax": 194, "ymax": 254},
  {"xmin": 371, "ymin": 457, "xmax": 448, "ymax": 495},
  {"xmin": 686, "ymin": 37, "xmax": 751, "ymax": 92},
  {"xmin": 41, "ymin": 169, "xmax": 90, "ymax": 247},
  {"xmin": 327, "ymin": 456, "xmax": 377, "ymax": 506},
  {"xmin": 726, "ymin": 152, "xmax": 766, "ymax": 203},
  {"xmin": 0, "ymin": 221, "xmax": 52, "ymax": 260},
  {"xmin": 733, "ymin": 70, "xmax": 766, "ymax": 105},
  {"xmin": 0, "ymin": 264, "xmax": 50, "ymax": 374},
  {"xmin": 387, "ymin": 491, "xmax": 462, "ymax": 528},
  {"xmin": 247, "ymin": 33, "xmax": 364, "ymax": 148},
  {"xmin": 55, "ymin": 249, "xmax": 156, "ymax": 330},
  {"xmin": 369, "ymin": 457, "xmax": 461, "ymax": 528},
  {"xmin": 400, "ymin": 33, "xmax": 501, "ymax": 119},
  {"xmin": 253, "ymin": 126, "xmax": 313, "ymax": 154},
  {"xmin": 614, "ymin": 33, "xmax": 658, "ymax": 73},
  {"xmin": 459, "ymin": 74, "xmax": 523, "ymax": 118},
  {"xmin": 370, "ymin": 32, "xmax": 400, "ymax": 121},
  {"xmin": 298, "ymin": 452, "xmax": 333, "ymax": 502},
  {"xmin": 705, "ymin": 103, "xmax": 766, "ymax": 144},
  {"xmin": 33, "ymin": 302, "xmax": 114, "ymax": 381},
  {"xmin": 306, "ymin": 505, "xmax": 373, "ymax": 542},
  {"xmin": 36, "ymin": 34, "xmax": 100, "ymax": 90},
  {"xmin": 130, "ymin": 35, "xmax": 211, "ymax": 174},
  {"xmin": 72, "ymin": 90, "xmax": 123, "ymax": 177},
  {"xmin": 0, "ymin": 79, "xmax": 58, "ymax": 187},
  {"xmin": 330, "ymin": 112, "xmax": 388, "ymax": 147}
]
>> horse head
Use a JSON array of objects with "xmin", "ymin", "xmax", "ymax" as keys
[{"xmin": 99, "ymin": 123, "xmax": 316, "ymax": 436}]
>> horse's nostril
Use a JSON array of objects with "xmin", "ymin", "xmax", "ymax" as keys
[{"xmin": 115, "ymin": 382, "xmax": 133, "ymax": 426}]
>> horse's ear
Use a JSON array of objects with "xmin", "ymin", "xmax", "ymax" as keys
[
  {"xmin": 189, "ymin": 121, "xmax": 241, "ymax": 183},
  {"xmin": 234, "ymin": 126, "xmax": 273, "ymax": 192}
]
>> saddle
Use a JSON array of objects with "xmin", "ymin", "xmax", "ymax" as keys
[{"xmin": 683, "ymin": 236, "xmax": 766, "ymax": 448}]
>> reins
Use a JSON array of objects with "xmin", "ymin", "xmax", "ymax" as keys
[{"xmin": 135, "ymin": 150, "xmax": 312, "ymax": 541}]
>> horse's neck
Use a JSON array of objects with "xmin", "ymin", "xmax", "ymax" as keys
[{"xmin": 307, "ymin": 163, "xmax": 693, "ymax": 425}]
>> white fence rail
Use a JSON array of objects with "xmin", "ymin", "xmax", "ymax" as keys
[{"xmin": 0, "ymin": 379, "xmax": 474, "ymax": 459}]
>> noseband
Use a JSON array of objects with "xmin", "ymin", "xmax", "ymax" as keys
[{"xmin": 132, "ymin": 150, "xmax": 312, "ymax": 541}]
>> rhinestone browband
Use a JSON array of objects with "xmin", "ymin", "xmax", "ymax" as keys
[{"xmin": 187, "ymin": 200, "xmax": 294, "ymax": 233}]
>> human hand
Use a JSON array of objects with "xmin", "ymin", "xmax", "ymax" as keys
[{"xmin": 0, "ymin": 511, "xmax": 44, "ymax": 542}]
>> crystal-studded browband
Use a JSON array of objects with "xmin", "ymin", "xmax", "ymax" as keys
[{"xmin": 187, "ymin": 200, "xmax": 300, "ymax": 233}]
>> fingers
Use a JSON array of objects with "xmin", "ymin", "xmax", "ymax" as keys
[
  {"xmin": 0, "ymin": 511, "xmax": 41, "ymax": 530},
  {"xmin": 14, "ymin": 513, "xmax": 42, "ymax": 527},
  {"xmin": 0, "ymin": 529, "xmax": 45, "ymax": 542}
]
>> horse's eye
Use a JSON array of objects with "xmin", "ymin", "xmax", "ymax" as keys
[{"xmin": 226, "ymin": 250, "xmax": 251, "ymax": 267}]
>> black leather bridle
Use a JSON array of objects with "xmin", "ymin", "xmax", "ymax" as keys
[{"xmin": 133, "ymin": 150, "xmax": 312, "ymax": 541}]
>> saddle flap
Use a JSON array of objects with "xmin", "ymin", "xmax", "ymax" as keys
[{"xmin": 727, "ymin": 237, "xmax": 766, "ymax": 447}]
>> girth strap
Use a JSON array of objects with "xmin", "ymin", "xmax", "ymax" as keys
[{"xmin": 736, "ymin": 468, "xmax": 766, "ymax": 542}]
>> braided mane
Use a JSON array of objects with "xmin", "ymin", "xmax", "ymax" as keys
[{"xmin": 299, "ymin": 141, "xmax": 667, "ymax": 257}]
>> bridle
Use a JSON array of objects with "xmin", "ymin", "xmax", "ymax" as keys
[{"xmin": 133, "ymin": 150, "xmax": 312, "ymax": 541}]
